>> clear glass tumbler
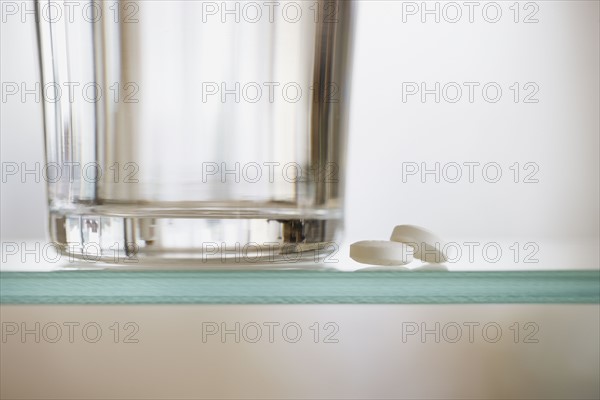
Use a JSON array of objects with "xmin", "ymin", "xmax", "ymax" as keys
[{"xmin": 36, "ymin": 0, "xmax": 354, "ymax": 264}]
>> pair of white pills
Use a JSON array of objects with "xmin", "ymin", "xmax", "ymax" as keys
[{"xmin": 350, "ymin": 225, "xmax": 449, "ymax": 266}]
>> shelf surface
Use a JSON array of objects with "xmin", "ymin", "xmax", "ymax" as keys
[{"xmin": 1, "ymin": 270, "xmax": 598, "ymax": 304}]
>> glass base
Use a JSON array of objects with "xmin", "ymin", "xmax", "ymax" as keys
[{"xmin": 49, "ymin": 210, "xmax": 342, "ymax": 266}]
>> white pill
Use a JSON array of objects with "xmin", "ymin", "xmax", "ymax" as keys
[
  {"xmin": 350, "ymin": 240, "xmax": 414, "ymax": 266},
  {"xmin": 390, "ymin": 225, "xmax": 450, "ymax": 263},
  {"xmin": 412, "ymin": 263, "xmax": 448, "ymax": 272}
]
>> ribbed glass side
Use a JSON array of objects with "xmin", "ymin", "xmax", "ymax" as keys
[{"xmin": 2, "ymin": 271, "xmax": 598, "ymax": 304}]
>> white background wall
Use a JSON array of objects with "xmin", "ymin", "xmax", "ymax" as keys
[{"xmin": 347, "ymin": 0, "xmax": 599, "ymax": 243}]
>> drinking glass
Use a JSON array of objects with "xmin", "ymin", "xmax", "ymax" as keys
[{"xmin": 36, "ymin": 0, "xmax": 354, "ymax": 264}]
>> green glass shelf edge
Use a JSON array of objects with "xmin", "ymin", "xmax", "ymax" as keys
[{"xmin": 1, "ymin": 270, "xmax": 599, "ymax": 305}]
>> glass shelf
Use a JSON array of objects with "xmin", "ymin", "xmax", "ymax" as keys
[{"xmin": 1, "ymin": 270, "xmax": 598, "ymax": 304}]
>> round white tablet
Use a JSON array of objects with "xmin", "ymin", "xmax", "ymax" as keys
[
  {"xmin": 390, "ymin": 225, "xmax": 450, "ymax": 263},
  {"xmin": 350, "ymin": 240, "xmax": 414, "ymax": 266}
]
